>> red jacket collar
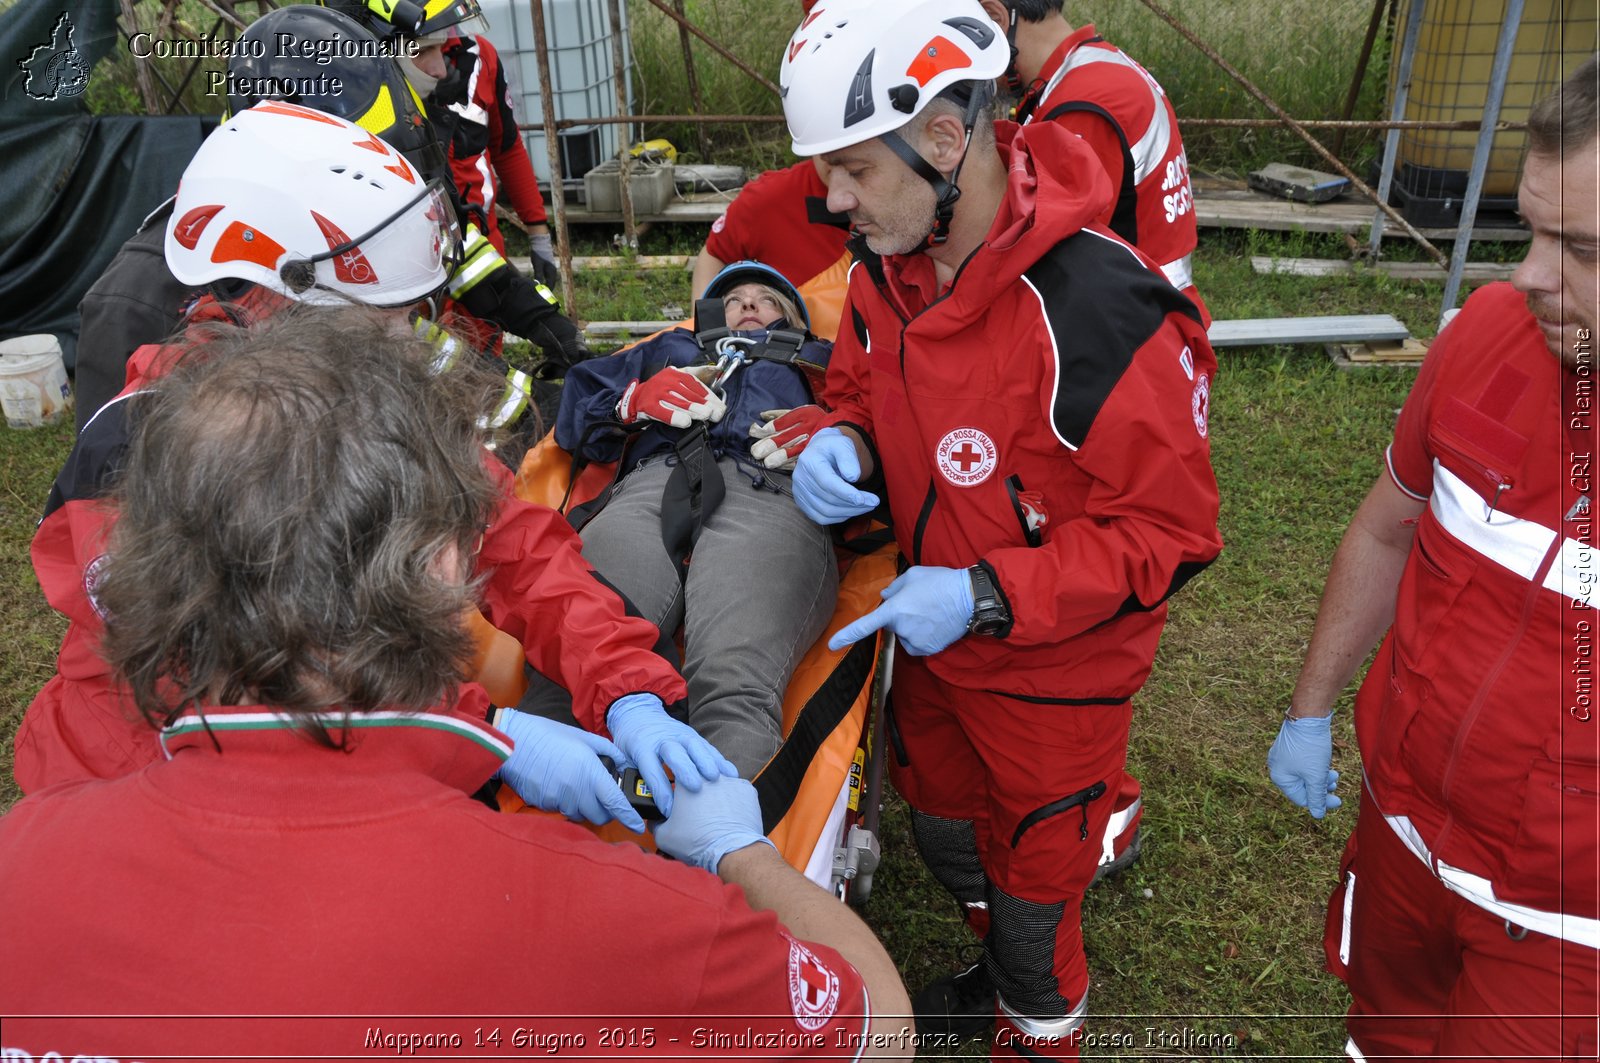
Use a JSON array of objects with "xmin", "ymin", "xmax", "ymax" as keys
[
  {"xmin": 143, "ymin": 687, "xmax": 508, "ymax": 817},
  {"xmin": 869, "ymin": 120, "xmax": 1116, "ymax": 331}
]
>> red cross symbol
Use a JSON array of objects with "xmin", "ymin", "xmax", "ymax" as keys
[
  {"xmin": 950, "ymin": 442, "xmax": 984, "ymax": 472},
  {"xmin": 799, "ymin": 958, "xmax": 832, "ymax": 1006}
]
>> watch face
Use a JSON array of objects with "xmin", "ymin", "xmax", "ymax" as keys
[{"xmin": 970, "ymin": 612, "xmax": 1005, "ymax": 636}]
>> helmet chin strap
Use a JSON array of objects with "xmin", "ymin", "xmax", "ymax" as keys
[
  {"xmin": 879, "ymin": 80, "xmax": 994, "ymax": 248},
  {"xmin": 879, "ymin": 129, "xmax": 960, "ymax": 247}
]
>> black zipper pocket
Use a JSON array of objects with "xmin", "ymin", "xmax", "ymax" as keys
[{"xmin": 1011, "ymin": 780, "xmax": 1108, "ymax": 848}]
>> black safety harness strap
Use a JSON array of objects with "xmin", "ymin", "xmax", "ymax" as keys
[
  {"xmin": 657, "ymin": 423, "xmax": 727, "ymax": 584},
  {"xmin": 561, "ymin": 419, "xmax": 639, "ymax": 530},
  {"xmin": 691, "ymin": 301, "xmax": 825, "ymax": 400},
  {"xmin": 752, "ymin": 634, "xmax": 878, "ymax": 833}
]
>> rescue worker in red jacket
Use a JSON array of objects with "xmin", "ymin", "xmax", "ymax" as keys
[
  {"xmin": 978, "ymin": 0, "xmax": 1207, "ymax": 324},
  {"xmin": 1268, "ymin": 55, "xmax": 1599, "ymax": 1060},
  {"xmin": 326, "ymin": 0, "xmax": 562, "ymax": 289},
  {"xmin": 16, "ymin": 104, "xmax": 735, "ymax": 829},
  {"xmin": 0, "ymin": 307, "xmax": 913, "ymax": 1059},
  {"xmin": 965, "ymin": 0, "xmax": 1208, "ymax": 889},
  {"xmin": 781, "ymin": 1, "xmax": 1222, "ymax": 1055}
]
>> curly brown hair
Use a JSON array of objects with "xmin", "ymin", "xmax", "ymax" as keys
[{"xmin": 97, "ymin": 305, "xmax": 503, "ymax": 741}]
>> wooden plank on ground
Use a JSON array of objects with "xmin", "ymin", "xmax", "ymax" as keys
[
  {"xmin": 1250, "ymin": 256, "xmax": 1518, "ymax": 281},
  {"xmin": 559, "ymin": 192, "xmax": 732, "ymax": 226},
  {"xmin": 1326, "ymin": 337, "xmax": 1430, "ymax": 369},
  {"xmin": 585, "ymin": 321, "xmax": 678, "ymax": 340},
  {"xmin": 590, "ymin": 316, "xmax": 1414, "ymax": 348},
  {"xmin": 1192, "ymin": 175, "xmax": 1528, "ymax": 242},
  {"xmin": 1207, "ymin": 314, "xmax": 1410, "ymax": 348}
]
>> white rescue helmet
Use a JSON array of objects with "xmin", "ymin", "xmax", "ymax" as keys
[
  {"xmin": 780, "ymin": 0, "xmax": 1009, "ymax": 157},
  {"xmin": 166, "ymin": 100, "xmax": 458, "ymax": 307}
]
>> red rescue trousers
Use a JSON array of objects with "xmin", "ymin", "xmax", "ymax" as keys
[
  {"xmin": 1327, "ymin": 784, "xmax": 1600, "ymax": 1061},
  {"xmin": 888, "ymin": 657, "xmax": 1134, "ymax": 1061}
]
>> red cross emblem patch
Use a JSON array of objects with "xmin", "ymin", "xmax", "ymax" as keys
[
  {"xmin": 787, "ymin": 938, "xmax": 842, "ymax": 1031},
  {"xmin": 935, "ymin": 427, "xmax": 998, "ymax": 487},
  {"xmin": 1192, "ymin": 373, "xmax": 1211, "ymax": 439}
]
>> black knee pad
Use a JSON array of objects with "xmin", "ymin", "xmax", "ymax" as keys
[
  {"xmin": 988, "ymin": 886, "xmax": 1077, "ymax": 1023},
  {"xmin": 909, "ymin": 809, "xmax": 988, "ymax": 908}
]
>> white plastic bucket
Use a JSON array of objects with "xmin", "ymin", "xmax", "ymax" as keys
[{"xmin": 0, "ymin": 334, "xmax": 73, "ymax": 429}]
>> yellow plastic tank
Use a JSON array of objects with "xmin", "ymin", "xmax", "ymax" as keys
[{"xmin": 1388, "ymin": 0, "xmax": 1596, "ymax": 198}]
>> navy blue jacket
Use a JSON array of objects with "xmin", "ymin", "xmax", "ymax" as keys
[{"xmin": 555, "ymin": 325, "xmax": 831, "ymax": 481}]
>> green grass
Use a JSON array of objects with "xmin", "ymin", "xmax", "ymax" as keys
[
  {"xmin": 0, "ymin": 418, "xmax": 76, "ymax": 811},
  {"xmin": 1204, "ymin": 227, "xmax": 1472, "ymax": 338},
  {"xmin": 4, "ymin": 226, "xmax": 1500, "ymax": 1056},
  {"xmin": 1086, "ymin": 0, "xmax": 1393, "ymax": 178},
  {"xmin": 628, "ymin": 0, "xmax": 798, "ymax": 171}
]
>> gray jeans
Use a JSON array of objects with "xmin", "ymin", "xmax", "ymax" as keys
[{"xmin": 525, "ymin": 457, "xmax": 838, "ymax": 777}]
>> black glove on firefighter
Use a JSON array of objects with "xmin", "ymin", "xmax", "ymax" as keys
[
  {"xmin": 454, "ymin": 262, "xmax": 589, "ymax": 378},
  {"xmin": 527, "ymin": 309, "xmax": 589, "ymax": 379}
]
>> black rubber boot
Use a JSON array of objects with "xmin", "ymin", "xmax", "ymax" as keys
[{"xmin": 911, "ymin": 959, "xmax": 995, "ymax": 1042}]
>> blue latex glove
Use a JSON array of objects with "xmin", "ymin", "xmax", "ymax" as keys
[
  {"xmin": 830, "ymin": 565, "xmax": 975, "ymax": 656},
  {"xmin": 495, "ymin": 709, "xmax": 646, "ymax": 833},
  {"xmin": 1267, "ymin": 713, "xmax": 1342, "ymax": 819},
  {"xmin": 791, "ymin": 427, "xmax": 879, "ymax": 525},
  {"xmin": 653, "ymin": 775, "xmax": 776, "ymax": 873},
  {"xmin": 606, "ymin": 693, "xmax": 737, "ymax": 818}
]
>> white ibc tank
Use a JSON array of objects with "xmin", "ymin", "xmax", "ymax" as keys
[{"xmin": 477, "ymin": 0, "xmax": 635, "ymax": 187}]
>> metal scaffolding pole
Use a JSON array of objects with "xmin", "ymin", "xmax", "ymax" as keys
[
  {"xmin": 1368, "ymin": 0, "xmax": 1428, "ymax": 257},
  {"xmin": 672, "ymin": 0, "xmax": 712, "ymax": 161},
  {"xmin": 1440, "ymin": 0, "xmax": 1525, "ymax": 319},
  {"xmin": 529, "ymin": 0, "xmax": 577, "ymax": 314},
  {"xmin": 607, "ymin": 0, "xmax": 638, "ymax": 250}
]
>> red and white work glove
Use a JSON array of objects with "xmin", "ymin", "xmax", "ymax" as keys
[
  {"xmin": 616, "ymin": 365, "xmax": 727, "ymax": 429},
  {"xmin": 748, "ymin": 405, "xmax": 826, "ymax": 471}
]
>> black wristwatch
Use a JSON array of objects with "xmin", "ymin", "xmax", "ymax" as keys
[{"xmin": 966, "ymin": 564, "xmax": 1010, "ymax": 636}]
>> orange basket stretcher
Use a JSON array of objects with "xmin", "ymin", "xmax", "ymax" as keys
[{"xmin": 472, "ymin": 431, "xmax": 896, "ymax": 903}]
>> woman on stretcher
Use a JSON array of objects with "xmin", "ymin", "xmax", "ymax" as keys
[{"xmin": 519, "ymin": 262, "xmax": 838, "ymax": 778}]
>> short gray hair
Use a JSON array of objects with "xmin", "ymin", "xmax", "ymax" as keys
[
  {"xmin": 908, "ymin": 83, "xmax": 999, "ymax": 152},
  {"xmin": 1005, "ymin": 0, "xmax": 1065, "ymax": 22},
  {"xmin": 98, "ymin": 305, "xmax": 503, "ymax": 740}
]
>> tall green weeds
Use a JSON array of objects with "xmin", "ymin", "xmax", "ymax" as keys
[
  {"xmin": 1089, "ymin": 0, "xmax": 1391, "ymax": 176},
  {"xmin": 628, "ymin": 0, "xmax": 1392, "ymax": 175}
]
